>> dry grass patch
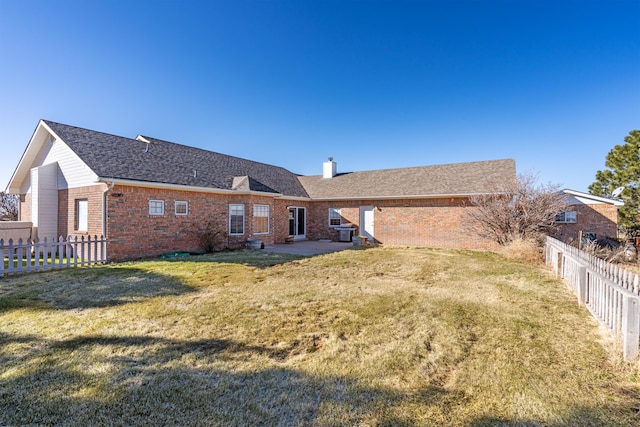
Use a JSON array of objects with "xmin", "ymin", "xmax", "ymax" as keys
[
  {"xmin": 1, "ymin": 247, "xmax": 638, "ymax": 426},
  {"xmin": 494, "ymin": 238, "xmax": 545, "ymax": 265}
]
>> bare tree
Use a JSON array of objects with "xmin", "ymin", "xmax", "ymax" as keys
[
  {"xmin": 466, "ymin": 173, "xmax": 567, "ymax": 245},
  {"xmin": 0, "ymin": 192, "xmax": 19, "ymax": 221}
]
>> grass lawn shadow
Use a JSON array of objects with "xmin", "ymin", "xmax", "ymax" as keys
[
  {"xmin": 0, "ymin": 266, "xmax": 194, "ymax": 311},
  {"xmin": 2, "ymin": 330, "xmax": 635, "ymax": 426},
  {"xmin": 1, "ymin": 247, "xmax": 638, "ymax": 425},
  {"xmin": 0, "ymin": 331, "xmax": 416, "ymax": 426}
]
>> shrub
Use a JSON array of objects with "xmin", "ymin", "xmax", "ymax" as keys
[
  {"xmin": 581, "ymin": 239, "xmax": 628, "ymax": 264},
  {"xmin": 185, "ymin": 217, "xmax": 227, "ymax": 253}
]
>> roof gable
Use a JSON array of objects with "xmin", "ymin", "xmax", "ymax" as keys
[
  {"xmin": 6, "ymin": 120, "xmax": 98, "ymax": 193},
  {"xmin": 40, "ymin": 121, "xmax": 309, "ymax": 198}
]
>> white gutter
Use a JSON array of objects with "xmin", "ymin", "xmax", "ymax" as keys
[
  {"xmin": 277, "ymin": 195, "xmax": 313, "ymax": 202},
  {"xmin": 96, "ymin": 177, "xmax": 284, "ymax": 197},
  {"xmin": 304, "ymin": 192, "xmax": 511, "ymax": 202},
  {"xmin": 96, "ymin": 177, "xmax": 505, "ymax": 203},
  {"xmin": 102, "ymin": 181, "xmax": 114, "ymax": 237}
]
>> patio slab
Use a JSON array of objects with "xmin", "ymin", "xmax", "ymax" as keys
[{"xmin": 263, "ymin": 240, "xmax": 353, "ymax": 256}]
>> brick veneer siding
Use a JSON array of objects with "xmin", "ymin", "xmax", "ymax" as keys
[
  {"xmin": 24, "ymin": 184, "xmax": 568, "ymax": 260},
  {"xmin": 553, "ymin": 203, "xmax": 619, "ymax": 243},
  {"xmin": 274, "ymin": 199, "xmax": 312, "ymax": 243},
  {"xmin": 19, "ymin": 193, "xmax": 31, "ymax": 224},
  {"xmin": 307, "ymin": 198, "xmax": 498, "ymax": 250},
  {"xmin": 59, "ymin": 184, "xmax": 106, "ymax": 239},
  {"xmin": 105, "ymin": 185, "xmax": 279, "ymax": 261}
]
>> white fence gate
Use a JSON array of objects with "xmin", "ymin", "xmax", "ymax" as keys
[
  {"xmin": 1, "ymin": 235, "xmax": 107, "ymax": 276},
  {"xmin": 545, "ymin": 236, "xmax": 640, "ymax": 361}
]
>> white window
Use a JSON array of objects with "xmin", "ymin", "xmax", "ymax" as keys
[
  {"xmin": 329, "ymin": 208, "xmax": 342, "ymax": 226},
  {"xmin": 254, "ymin": 204, "xmax": 270, "ymax": 234},
  {"xmin": 229, "ymin": 204, "xmax": 245, "ymax": 235},
  {"xmin": 555, "ymin": 211, "xmax": 577, "ymax": 223},
  {"xmin": 175, "ymin": 201, "xmax": 188, "ymax": 216},
  {"xmin": 149, "ymin": 200, "xmax": 165, "ymax": 215},
  {"xmin": 76, "ymin": 199, "xmax": 88, "ymax": 232}
]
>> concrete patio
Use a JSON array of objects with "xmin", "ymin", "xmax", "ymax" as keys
[{"xmin": 263, "ymin": 240, "xmax": 353, "ymax": 256}]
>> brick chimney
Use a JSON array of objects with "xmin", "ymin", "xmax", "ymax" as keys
[{"xmin": 323, "ymin": 157, "xmax": 337, "ymax": 179}]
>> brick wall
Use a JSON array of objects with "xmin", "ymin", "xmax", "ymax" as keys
[
  {"xmin": 274, "ymin": 199, "xmax": 312, "ymax": 243},
  {"xmin": 553, "ymin": 203, "xmax": 619, "ymax": 242},
  {"xmin": 58, "ymin": 189, "xmax": 67, "ymax": 237},
  {"xmin": 307, "ymin": 198, "xmax": 498, "ymax": 250},
  {"xmin": 105, "ymin": 185, "xmax": 278, "ymax": 261},
  {"xmin": 60, "ymin": 185, "xmax": 107, "ymax": 238},
  {"xmin": 19, "ymin": 193, "xmax": 31, "ymax": 223},
  {"xmin": 29, "ymin": 184, "xmax": 608, "ymax": 259}
]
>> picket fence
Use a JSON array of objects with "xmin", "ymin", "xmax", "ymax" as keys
[
  {"xmin": 545, "ymin": 236, "xmax": 640, "ymax": 361},
  {"xmin": 0, "ymin": 235, "xmax": 107, "ymax": 276}
]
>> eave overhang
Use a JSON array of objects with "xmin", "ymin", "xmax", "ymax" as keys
[
  {"xmin": 300, "ymin": 192, "xmax": 510, "ymax": 202},
  {"xmin": 97, "ymin": 177, "xmax": 284, "ymax": 198},
  {"xmin": 563, "ymin": 189, "xmax": 624, "ymax": 206}
]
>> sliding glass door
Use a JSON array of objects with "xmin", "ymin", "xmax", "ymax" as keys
[{"xmin": 288, "ymin": 207, "xmax": 306, "ymax": 240}]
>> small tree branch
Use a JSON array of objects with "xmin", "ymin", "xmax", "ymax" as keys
[{"xmin": 0, "ymin": 192, "xmax": 19, "ymax": 221}]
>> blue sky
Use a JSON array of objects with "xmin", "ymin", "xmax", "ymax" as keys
[{"xmin": 1, "ymin": 0, "xmax": 638, "ymax": 193}]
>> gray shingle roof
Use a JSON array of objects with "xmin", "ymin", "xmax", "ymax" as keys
[
  {"xmin": 43, "ymin": 120, "xmax": 515, "ymax": 200},
  {"xmin": 44, "ymin": 120, "xmax": 309, "ymax": 197},
  {"xmin": 297, "ymin": 159, "xmax": 516, "ymax": 199}
]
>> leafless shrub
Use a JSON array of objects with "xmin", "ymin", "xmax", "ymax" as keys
[
  {"xmin": 581, "ymin": 239, "xmax": 627, "ymax": 263},
  {"xmin": 185, "ymin": 217, "xmax": 227, "ymax": 253},
  {"xmin": 0, "ymin": 192, "xmax": 19, "ymax": 221},
  {"xmin": 466, "ymin": 172, "xmax": 568, "ymax": 245}
]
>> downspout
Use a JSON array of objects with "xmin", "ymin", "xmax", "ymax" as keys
[{"xmin": 102, "ymin": 182, "xmax": 114, "ymax": 262}]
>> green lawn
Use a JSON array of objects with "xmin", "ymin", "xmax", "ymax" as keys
[{"xmin": 0, "ymin": 247, "xmax": 638, "ymax": 426}]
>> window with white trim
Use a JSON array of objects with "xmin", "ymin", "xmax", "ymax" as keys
[
  {"xmin": 329, "ymin": 208, "xmax": 342, "ymax": 226},
  {"xmin": 554, "ymin": 211, "xmax": 577, "ymax": 223},
  {"xmin": 229, "ymin": 204, "xmax": 245, "ymax": 235},
  {"xmin": 149, "ymin": 200, "xmax": 165, "ymax": 215},
  {"xmin": 76, "ymin": 199, "xmax": 88, "ymax": 232},
  {"xmin": 253, "ymin": 204, "xmax": 270, "ymax": 234},
  {"xmin": 175, "ymin": 201, "xmax": 188, "ymax": 216}
]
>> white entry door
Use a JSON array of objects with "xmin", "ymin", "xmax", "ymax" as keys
[{"xmin": 360, "ymin": 206, "xmax": 374, "ymax": 241}]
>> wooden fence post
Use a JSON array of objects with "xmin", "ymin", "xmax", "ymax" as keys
[
  {"xmin": 622, "ymin": 295, "xmax": 640, "ymax": 361},
  {"xmin": 7, "ymin": 238, "xmax": 15, "ymax": 274},
  {"xmin": 0, "ymin": 241, "xmax": 4, "ymax": 275}
]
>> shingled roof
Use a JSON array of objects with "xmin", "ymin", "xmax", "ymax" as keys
[
  {"xmin": 297, "ymin": 159, "xmax": 516, "ymax": 199},
  {"xmin": 25, "ymin": 121, "xmax": 514, "ymax": 201},
  {"xmin": 43, "ymin": 120, "xmax": 309, "ymax": 198}
]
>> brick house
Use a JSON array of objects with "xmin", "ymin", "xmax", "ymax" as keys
[
  {"xmin": 553, "ymin": 189, "xmax": 623, "ymax": 244},
  {"xmin": 7, "ymin": 120, "xmax": 517, "ymax": 261}
]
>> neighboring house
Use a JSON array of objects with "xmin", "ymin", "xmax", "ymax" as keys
[
  {"xmin": 553, "ymin": 189, "xmax": 623, "ymax": 244},
  {"xmin": 6, "ymin": 120, "xmax": 517, "ymax": 261}
]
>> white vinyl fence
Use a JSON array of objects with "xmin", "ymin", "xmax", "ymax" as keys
[
  {"xmin": 545, "ymin": 236, "xmax": 640, "ymax": 361},
  {"xmin": 1, "ymin": 235, "xmax": 106, "ymax": 276}
]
